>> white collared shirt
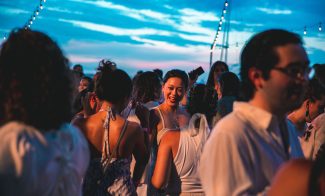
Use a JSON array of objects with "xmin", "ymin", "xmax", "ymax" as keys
[{"xmin": 199, "ymin": 102, "xmax": 303, "ymax": 196}]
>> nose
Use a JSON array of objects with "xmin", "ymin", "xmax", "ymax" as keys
[{"xmin": 171, "ymin": 89, "xmax": 177, "ymax": 95}]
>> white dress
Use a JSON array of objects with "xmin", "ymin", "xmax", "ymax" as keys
[{"xmin": 0, "ymin": 121, "xmax": 90, "ymax": 196}]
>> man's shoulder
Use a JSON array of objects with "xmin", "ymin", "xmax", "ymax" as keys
[{"xmin": 213, "ymin": 110, "xmax": 251, "ymax": 135}]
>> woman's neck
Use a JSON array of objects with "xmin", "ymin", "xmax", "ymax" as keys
[
  {"xmin": 161, "ymin": 102, "xmax": 178, "ymax": 114},
  {"xmin": 287, "ymin": 111, "xmax": 306, "ymax": 131},
  {"xmin": 100, "ymin": 101, "xmax": 122, "ymax": 114}
]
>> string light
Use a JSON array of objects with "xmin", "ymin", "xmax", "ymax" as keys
[
  {"xmin": 303, "ymin": 26, "xmax": 307, "ymax": 35},
  {"xmin": 319, "ymin": 23, "xmax": 322, "ymax": 31},
  {"xmin": 211, "ymin": 0, "xmax": 229, "ymax": 51}
]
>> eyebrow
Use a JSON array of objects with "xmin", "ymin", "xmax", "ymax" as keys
[{"xmin": 286, "ymin": 61, "xmax": 310, "ymax": 67}]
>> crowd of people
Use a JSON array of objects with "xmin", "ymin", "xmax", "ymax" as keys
[{"xmin": 0, "ymin": 28, "xmax": 324, "ymax": 196}]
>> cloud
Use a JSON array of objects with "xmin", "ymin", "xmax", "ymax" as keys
[
  {"xmin": 70, "ymin": 0, "xmax": 175, "ymax": 25},
  {"xmin": 0, "ymin": 7, "xmax": 29, "ymax": 15},
  {"xmin": 68, "ymin": 55, "xmax": 100, "ymax": 63},
  {"xmin": 47, "ymin": 7, "xmax": 83, "ymax": 15},
  {"xmin": 304, "ymin": 37, "xmax": 325, "ymax": 52},
  {"xmin": 59, "ymin": 19, "xmax": 173, "ymax": 36},
  {"xmin": 256, "ymin": 7, "xmax": 292, "ymax": 15}
]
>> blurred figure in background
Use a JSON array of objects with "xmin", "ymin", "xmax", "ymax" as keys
[
  {"xmin": 78, "ymin": 76, "xmax": 93, "ymax": 93},
  {"xmin": 126, "ymin": 71, "xmax": 162, "ymax": 195},
  {"xmin": 206, "ymin": 61, "xmax": 229, "ymax": 99},
  {"xmin": 212, "ymin": 71, "xmax": 240, "ymax": 126},
  {"xmin": 288, "ymin": 77, "xmax": 325, "ymax": 158},
  {"xmin": 73, "ymin": 64, "xmax": 84, "ymax": 77},
  {"xmin": 0, "ymin": 29, "xmax": 89, "ymax": 196}
]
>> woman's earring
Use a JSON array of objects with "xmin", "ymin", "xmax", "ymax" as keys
[{"xmin": 305, "ymin": 100, "xmax": 311, "ymax": 120}]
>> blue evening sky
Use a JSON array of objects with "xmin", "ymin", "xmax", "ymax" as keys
[{"xmin": 1, "ymin": 0, "xmax": 324, "ymax": 81}]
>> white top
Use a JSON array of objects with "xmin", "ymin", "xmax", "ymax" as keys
[
  {"xmin": 127, "ymin": 101, "xmax": 159, "ymax": 125},
  {"xmin": 173, "ymin": 113, "xmax": 210, "ymax": 193},
  {"xmin": 0, "ymin": 121, "xmax": 90, "ymax": 196},
  {"xmin": 300, "ymin": 113, "xmax": 325, "ymax": 160},
  {"xmin": 199, "ymin": 102, "xmax": 303, "ymax": 196}
]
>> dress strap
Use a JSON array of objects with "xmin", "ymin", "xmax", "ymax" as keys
[
  {"xmin": 155, "ymin": 107, "xmax": 166, "ymax": 129},
  {"xmin": 101, "ymin": 107, "xmax": 131, "ymax": 173}
]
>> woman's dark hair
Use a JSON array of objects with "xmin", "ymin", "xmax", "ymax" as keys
[
  {"xmin": 240, "ymin": 29, "xmax": 303, "ymax": 100},
  {"xmin": 132, "ymin": 71, "xmax": 162, "ymax": 103},
  {"xmin": 72, "ymin": 89, "xmax": 89, "ymax": 115},
  {"xmin": 313, "ymin": 63, "xmax": 325, "ymax": 87},
  {"xmin": 95, "ymin": 60, "xmax": 132, "ymax": 104},
  {"xmin": 206, "ymin": 61, "xmax": 229, "ymax": 88},
  {"xmin": 219, "ymin": 72, "xmax": 240, "ymax": 97},
  {"xmin": 0, "ymin": 29, "xmax": 72, "ymax": 131},
  {"xmin": 304, "ymin": 78, "xmax": 325, "ymax": 102},
  {"xmin": 81, "ymin": 76, "xmax": 94, "ymax": 92},
  {"xmin": 187, "ymin": 84, "xmax": 218, "ymax": 123},
  {"xmin": 163, "ymin": 69, "xmax": 189, "ymax": 90}
]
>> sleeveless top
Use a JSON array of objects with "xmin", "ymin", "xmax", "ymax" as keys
[
  {"xmin": 83, "ymin": 107, "xmax": 136, "ymax": 196},
  {"xmin": 166, "ymin": 114, "xmax": 210, "ymax": 194},
  {"xmin": 155, "ymin": 107, "xmax": 179, "ymax": 144},
  {"xmin": 147, "ymin": 107, "xmax": 180, "ymax": 195}
]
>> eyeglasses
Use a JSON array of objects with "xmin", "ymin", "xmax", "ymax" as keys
[{"xmin": 272, "ymin": 66, "xmax": 311, "ymax": 79}]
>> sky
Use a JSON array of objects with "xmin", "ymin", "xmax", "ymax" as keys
[{"xmin": 1, "ymin": 0, "xmax": 324, "ymax": 82}]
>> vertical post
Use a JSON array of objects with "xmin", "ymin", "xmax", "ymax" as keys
[{"xmin": 210, "ymin": 44, "xmax": 213, "ymax": 68}]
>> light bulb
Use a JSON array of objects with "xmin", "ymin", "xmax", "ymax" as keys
[
  {"xmin": 303, "ymin": 26, "xmax": 307, "ymax": 35},
  {"xmin": 319, "ymin": 23, "xmax": 322, "ymax": 31},
  {"xmin": 223, "ymin": 9, "xmax": 226, "ymax": 14}
]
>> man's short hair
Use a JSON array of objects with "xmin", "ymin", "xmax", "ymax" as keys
[{"xmin": 240, "ymin": 29, "xmax": 303, "ymax": 100}]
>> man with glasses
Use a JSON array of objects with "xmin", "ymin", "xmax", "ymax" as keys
[{"xmin": 200, "ymin": 29, "xmax": 307, "ymax": 195}]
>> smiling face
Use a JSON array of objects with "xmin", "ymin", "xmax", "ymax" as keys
[{"xmin": 162, "ymin": 77, "xmax": 186, "ymax": 108}]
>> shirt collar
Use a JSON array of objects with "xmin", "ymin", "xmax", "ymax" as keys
[{"xmin": 233, "ymin": 101, "xmax": 277, "ymax": 130}]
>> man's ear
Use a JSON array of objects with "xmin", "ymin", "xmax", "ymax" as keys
[{"xmin": 248, "ymin": 67, "xmax": 264, "ymax": 89}]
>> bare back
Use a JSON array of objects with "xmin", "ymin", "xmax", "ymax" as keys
[{"xmin": 72, "ymin": 111, "xmax": 144, "ymax": 159}]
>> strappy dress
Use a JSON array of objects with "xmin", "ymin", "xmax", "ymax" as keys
[{"xmin": 83, "ymin": 108, "xmax": 136, "ymax": 196}]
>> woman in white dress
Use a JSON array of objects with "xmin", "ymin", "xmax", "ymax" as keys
[{"xmin": 0, "ymin": 29, "xmax": 90, "ymax": 196}]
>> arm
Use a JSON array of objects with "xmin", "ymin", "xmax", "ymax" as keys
[
  {"xmin": 148, "ymin": 109, "xmax": 160, "ymax": 146},
  {"xmin": 132, "ymin": 126, "xmax": 149, "ymax": 185},
  {"xmin": 151, "ymin": 135, "xmax": 173, "ymax": 189}
]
